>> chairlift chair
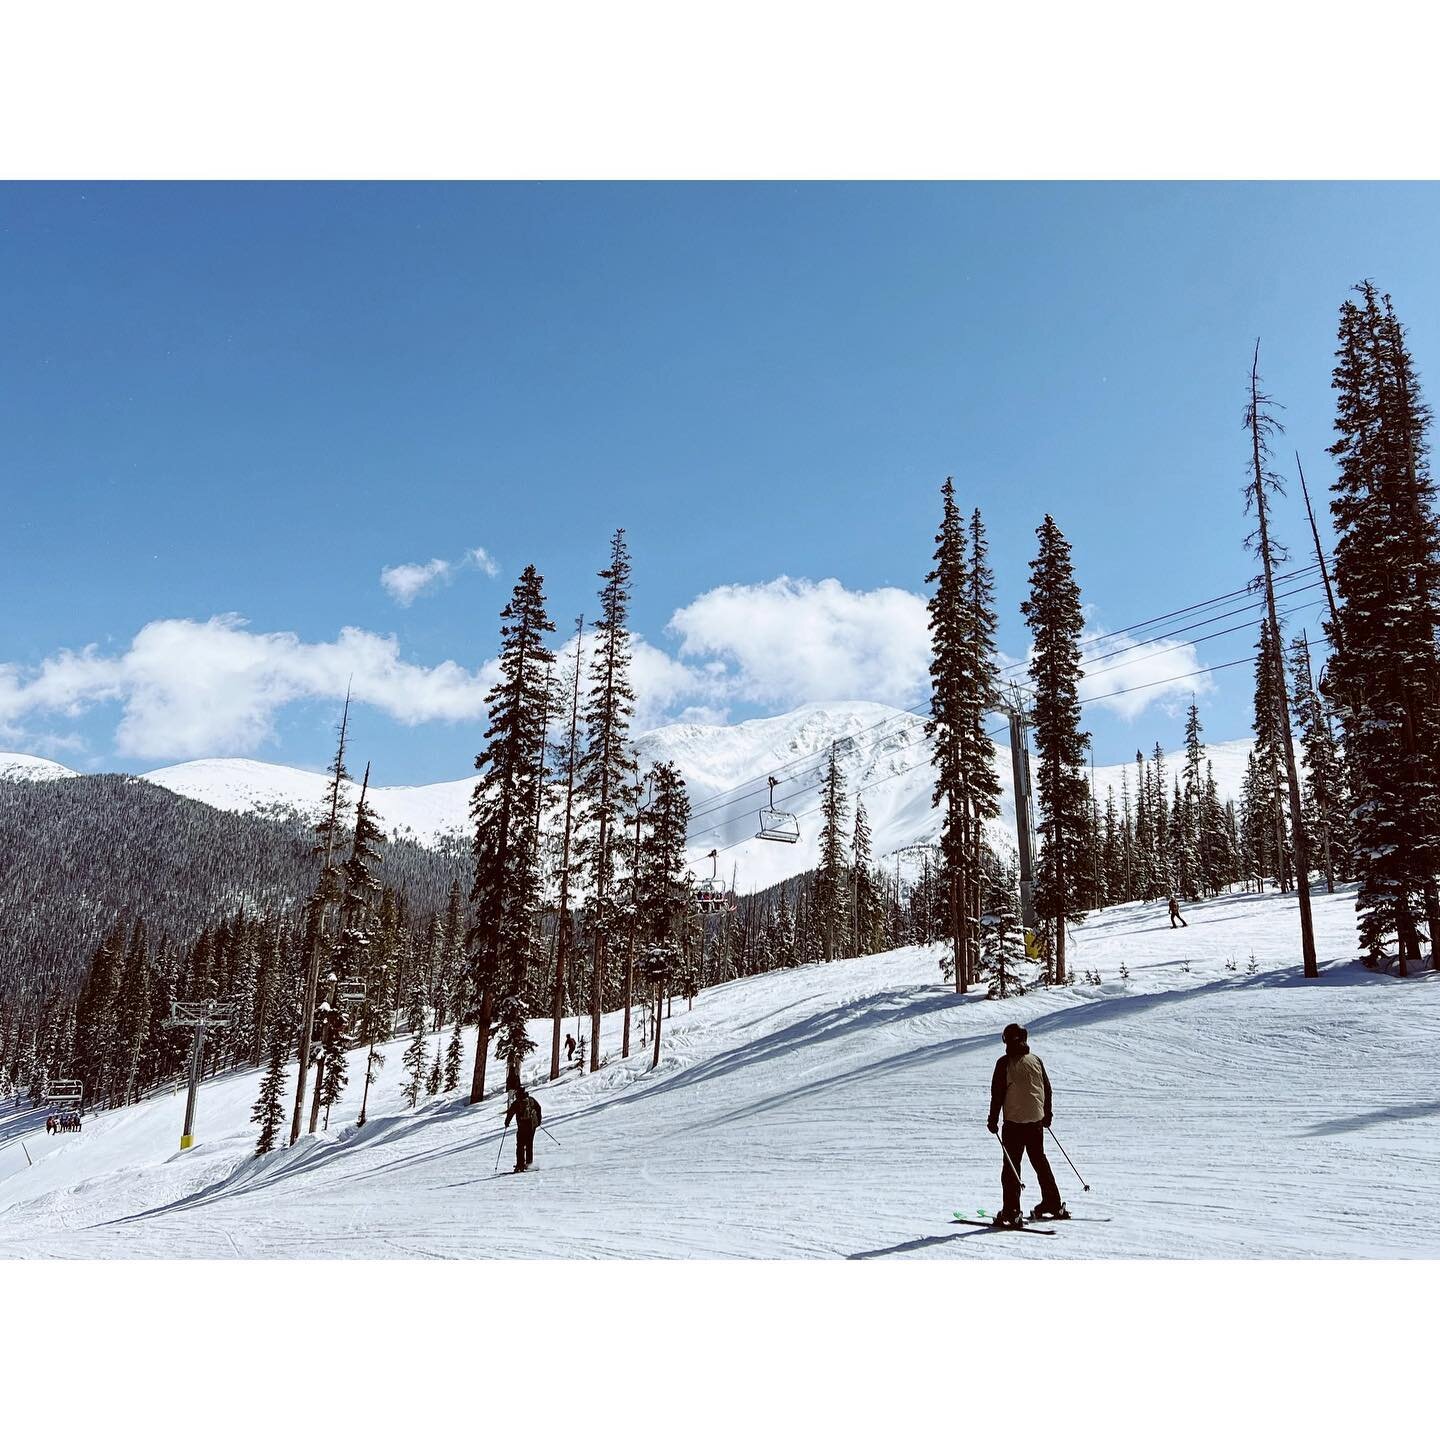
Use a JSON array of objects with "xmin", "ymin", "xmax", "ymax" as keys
[
  {"xmin": 694, "ymin": 849, "xmax": 737, "ymax": 915},
  {"xmin": 43, "ymin": 1078, "xmax": 83, "ymax": 1107},
  {"xmin": 756, "ymin": 777, "xmax": 801, "ymax": 845}
]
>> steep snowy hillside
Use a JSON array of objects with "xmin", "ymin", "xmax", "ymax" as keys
[
  {"xmin": 640, "ymin": 702, "xmax": 975, "ymax": 890},
  {"xmin": 11, "ymin": 705, "xmax": 1255, "ymax": 892},
  {"xmin": 0, "ymin": 752, "xmax": 78, "ymax": 783},
  {"xmin": 142, "ymin": 757, "xmax": 473, "ymax": 849},
  {"xmin": 2, "ymin": 883, "xmax": 1435, "ymax": 1259}
]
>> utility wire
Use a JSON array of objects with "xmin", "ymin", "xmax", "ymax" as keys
[
  {"xmin": 685, "ymin": 615, "xmax": 1310, "ymax": 851},
  {"xmin": 700, "ymin": 648, "xmax": 1266, "ymax": 861},
  {"xmin": 673, "ymin": 558, "xmax": 1324, "ymax": 840},
  {"xmin": 681, "ymin": 561, "xmax": 1325, "ymax": 826}
]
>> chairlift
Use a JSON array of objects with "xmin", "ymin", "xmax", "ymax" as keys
[
  {"xmin": 43, "ymin": 1078, "xmax": 83, "ymax": 1107},
  {"xmin": 694, "ymin": 850, "xmax": 736, "ymax": 915},
  {"xmin": 755, "ymin": 777, "xmax": 801, "ymax": 845}
]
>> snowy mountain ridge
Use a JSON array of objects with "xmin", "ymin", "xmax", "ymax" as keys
[
  {"xmin": 0, "ymin": 753, "xmax": 80, "ymax": 783},
  {"xmin": 2, "ymin": 705, "xmax": 1255, "ymax": 893}
]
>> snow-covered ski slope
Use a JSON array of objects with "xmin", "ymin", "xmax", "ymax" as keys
[
  {"xmin": 4, "ymin": 702, "xmax": 1256, "ymax": 892},
  {"xmin": 2, "ymin": 882, "xmax": 1435, "ymax": 1259}
]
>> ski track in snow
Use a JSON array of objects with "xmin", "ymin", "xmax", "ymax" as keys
[{"xmin": 1, "ymin": 884, "xmax": 1436, "ymax": 1259}]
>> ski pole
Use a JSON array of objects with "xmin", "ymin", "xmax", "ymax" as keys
[
  {"xmin": 493, "ymin": 1121, "xmax": 511, "ymax": 1174},
  {"xmin": 1047, "ymin": 1126, "xmax": 1090, "ymax": 1191},
  {"xmin": 538, "ymin": 1123, "xmax": 561, "ymax": 1147},
  {"xmin": 994, "ymin": 1128, "xmax": 1026, "ymax": 1191}
]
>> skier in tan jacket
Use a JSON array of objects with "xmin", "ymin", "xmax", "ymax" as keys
[{"xmin": 987, "ymin": 1022, "xmax": 1067, "ymax": 1226}]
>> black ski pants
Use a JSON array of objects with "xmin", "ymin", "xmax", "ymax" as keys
[
  {"xmin": 515, "ymin": 1124, "xmax": 535, "ymax": 1171},
  {"xmin": 1001, "ymin": 1121, "xmax": 1062, "ymax": 1213}
]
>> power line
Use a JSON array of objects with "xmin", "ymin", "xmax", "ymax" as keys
[
  {"xmin": 699, "ymin": 649, "xmax": 1266, "ymax": 861},
  {"xmin": 1055, "ymin": 578, "xmax": 1324, "ymax": 675},
  {"xmin": 999, "ymin": 561, "xmax": 1320, "ymax": 666},
  {"xmin": 686, "ymin": 633, "xmax": 1298, "ymax": 852},
  {"xmin": 678, "ymin": 561, "xmax": 1329, "ymax": 846}
]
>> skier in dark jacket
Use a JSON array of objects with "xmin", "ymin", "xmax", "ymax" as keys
[
  {"xmin": 987, "ymin": 1023, "xmax": 1067, "ymax": 1226},
  {"xmin": 505, "ymin": 1085, "xmax": 543, "ymax": 1173},
  {"xmin": 1169, "ymin": 895, "xmax": 1187, "ymax": 928}
]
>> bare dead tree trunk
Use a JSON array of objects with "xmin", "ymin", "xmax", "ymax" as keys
[
  {"xmin": 471, "ymin": 983, "xmax": 495, "ymax": 1102},
  {"xmin": 549, "ymin": 616, "xmax": 583, "ymax": 1080},
  {"xmin": 1297, "ymin": 454, "xmax": 1343, "ymax": 649},
  {"xmin": 1251, "ymin": 342, "xmax": 1318, "ymax": 977},
  {"xmin": 290, "ymin": 693, "xmax": 349, "ymax": 1146},
  {"xmin": 1054, "ymin": 831, "xmax": 1066, "ymax": 986},
  {"xmin": 622, "ymin": 763, "xmax": 643, "ymax": 1057}
]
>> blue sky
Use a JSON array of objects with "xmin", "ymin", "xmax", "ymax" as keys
[{"xmin": 3, "ymin": 181, "xmax": 1438, "ymax": 783}]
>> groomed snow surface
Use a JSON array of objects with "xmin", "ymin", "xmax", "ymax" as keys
[{"xmin": 2, "ymin": 883, "xmax": 1436, "ymax": 1259}]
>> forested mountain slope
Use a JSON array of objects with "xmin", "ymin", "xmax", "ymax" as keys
[{"xmin": 0, "ymin": 775, "xmax": 468, "ymax": 1001}]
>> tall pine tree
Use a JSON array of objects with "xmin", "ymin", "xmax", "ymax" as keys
[
  {"xmin": 1021, "ymin": 515, "xmax": 1091, "ymax": 984},
  {"xmin": 813, "ymin": 743, "xmax": 850, "ymax": 963},
  {"xmin": 291, "ymin": 697, "xmax": 352, "ymax": 1144},
  {"xmin": 469, "ymin": 564, "xmax": 556, "ymax": 1101},
  {"xmin": 1328, "ymin": 283, "xmax": 1440, "ymax": 970},
  {"xmin": 925, "ymin": 481, "xmax": 998, "ymax": 991},
  {"xmin": 578, "ymin": 531, "xmax": 638, "ymax": 1067}
]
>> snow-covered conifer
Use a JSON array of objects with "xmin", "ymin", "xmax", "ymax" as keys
[{"xmin": 1022, "ymin": 515, "xmax": 1091, "ymax": 984}]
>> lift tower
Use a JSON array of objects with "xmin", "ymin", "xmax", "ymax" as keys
[{"xmin": 1001, "ymin": 684, "xmax": 1039, "ymax": 940}]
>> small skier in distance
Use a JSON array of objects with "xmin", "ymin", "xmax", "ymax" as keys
[
  {"xmin": 987, "ymin": 1022, "xmax": 1068, "ymax": 1226},
  {"xmin": 1169, "ymin": 894, "xmax": 1188, "ymax": 928},
  {"xmin": 505, "ymin": 1084, "xmax": 543, "ymax": 1174},
  {"xmin": 565, "ymin": 1033, "xmax": 576, "ymax": 1063}
]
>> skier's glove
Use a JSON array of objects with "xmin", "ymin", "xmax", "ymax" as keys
[
  {"xmin": 1043, "ymin": 1116, "xmax": 1052, "ymax": 1129},
  {"xmin": 987, "ymin": 1117, "xmax": 999, "ymax": 1134}
]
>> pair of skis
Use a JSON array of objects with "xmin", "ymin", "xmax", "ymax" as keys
[{"xmin": 951, "ymin": 1208, "xmax": 1111, "ymax": 1236}]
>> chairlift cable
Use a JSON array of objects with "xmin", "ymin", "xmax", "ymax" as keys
[
  {"xmin": 677, "ymin": 561, "xmax": 1325, "ymax": 831},
  {"xmin": 683, "ymin": 589, "xmax": 1318, "ymax": 850}
]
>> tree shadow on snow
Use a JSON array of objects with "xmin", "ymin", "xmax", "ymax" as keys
[
  {"xmin": 1304, "ymin": 1098, "xmax": 1440, "ymax": 1136},
  {"xmin": 94, "ymin": 950, "xmax": 1402, "ymax": 1228},
  {"xmin": 686, "ymin": 960, "xmax": 1387, "ymax": 1133}
]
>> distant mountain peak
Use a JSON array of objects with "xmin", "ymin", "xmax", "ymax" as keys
[
  {"xmin": 4, "ymin": 705, "xmax": 1255, "ymax": 894},
  {"xmin": 0, "ymin": 753, "xmax": 79, "ymax": 783}
]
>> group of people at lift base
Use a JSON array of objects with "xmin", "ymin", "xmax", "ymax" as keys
[{"xmin": 45, "ymin": 1111, "xmax": 82, "ymax": 1134}]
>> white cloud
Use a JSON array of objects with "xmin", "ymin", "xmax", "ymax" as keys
[
  {"xmin": 380, "ymin": 558, "xmax": 452, "ymax": 606},
  {"xmin": 380, "ymin": 545, "xmax": 501, "ymax": 605},
  {"xmin": 0, "ymin": 580, "xmax": 1214, "ymax": 769},
  {"xmin": 1077, "ymin": 629, "xmax": 1214, "ymax": 720},
  {"xmin": 0, "ymin": 616, "xmax": 500, "ymax": 760},
  {"xmin": 551, "ymin": 625, "xmax": 729, "ymax": 734},
  {"xmin": 0, "ymin": 610, "xmax": 724, "ymax": 764},
  {"xmin": 666, "ymin": 577, "xmax": 931, "ymax": 710},
  {"xmin": 468, "ymin": 547, "xmax": 500, "ymax": 579}
]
